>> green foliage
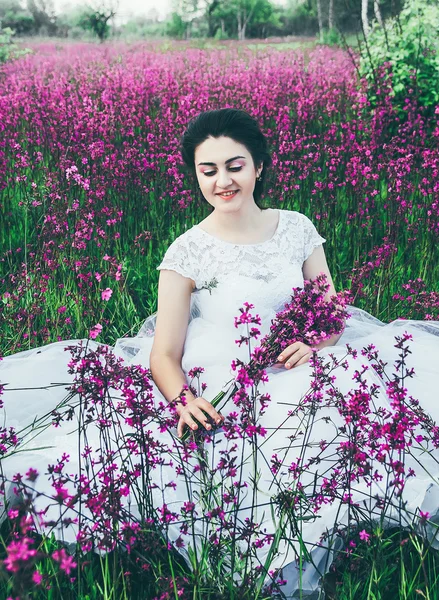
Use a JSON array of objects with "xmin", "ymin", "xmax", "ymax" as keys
[
  {"xmin": 165, "ymin": 12, "xmax": 186, "ymax": 39},
  {"xmin": 1, "ymin": 11, "xmax": 34, "ymax": 34},
  {"xmin": 118, "ymin": 17, "xmax": 166, "ymax": 41},
  {"xmin": 77, "ymin": 7, "xmax": 114, "ymax": 42},
  {"xmin": 209, "ymin": 0, "xmax": 279, "ymax": 40},
  {"xmin": 246, "ymin": 0, "xmax": 282, "ymax": 38},
  {"xmin": 0, "ymin": 0, "xmax": 34, "ymax": 34},
  {"xmin": 214, "ymin": 26, "xmax": 229, "ymax": 40},
  {"xmin": 359, "ymin": 0, "xmax": 439, "ymax": 115},
  {"xmin": 0, "ymin": 25, "xmax": 31, "ymax": 63},
  {"xmin": 284, "ymin": 1, "xmax": 318, "ymax": 36},
  {"xmin": 26, "ymin": 0, "xmax": 58, "ymax": 36},
  {"xmin": 322, "ymin": 27, "xmax": 341, "ymax": 47}
]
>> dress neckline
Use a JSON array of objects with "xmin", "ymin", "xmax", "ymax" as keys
[{"xmin": 193, "ymin": 209, "xmax": 282, "ymax": 247}]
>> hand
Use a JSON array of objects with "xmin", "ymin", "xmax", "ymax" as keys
[
  {"xmin": 273, "ymin": 341, "xmax": 316, "ymax": 370},
  {"xmin": 176, "ymin": 396, "xmax": 224, "ymax": 438}
]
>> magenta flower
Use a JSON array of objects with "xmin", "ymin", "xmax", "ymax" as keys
[
  {"xmin": 359, "ymin": 529, "xmax": 371, "ymax": 542},
  {"xmin": 101, "ymin": 288, "xmax": 112, "ymax": 301},
  {"xmin": 419, "ymin": 511, "xmax": 430, "ymax": 523},
  {"xmin": 89, "ymin": 324, "xmax": 103, "ymax": 339},
  {"xmin": 4, "ymin": 538, "xmax": 37, "ymax": 573},
  {"xmin": 32, "ymin": 571, "xmax": 43, "ymax": 585},
  {"xmin": 52, "ymin": 548, "xmax": 77, "ymax": 575}
]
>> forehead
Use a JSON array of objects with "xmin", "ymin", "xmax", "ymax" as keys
[{"xmin": 194, "ymin": 136, "xmax": 249, "ymax": 162}]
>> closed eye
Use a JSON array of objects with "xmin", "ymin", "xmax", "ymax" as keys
[{"xmin": 204, "ymin": 167, "xmax": 242, "ymax": 177}]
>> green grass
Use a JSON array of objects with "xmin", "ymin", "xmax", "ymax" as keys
[{"xmin": 2, "ymin": 518, "xmax": 439, "ymax": 599}]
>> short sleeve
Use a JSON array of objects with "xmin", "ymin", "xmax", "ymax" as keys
[
  {"xmin": 301, "ymin": 214, "xmax": 326, "ymax": 262},
  {"xmin": 156, "ymin": 234, "xmax": 196, "ymax": 284}
]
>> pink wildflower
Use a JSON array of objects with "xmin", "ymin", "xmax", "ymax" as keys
[
  {"xmin": 89, "ymin": 323, "xmax": 103, "ymax": 339},
  {"xmin": 101, "ymin": 287, "xmax": 112, "ymax": 301},
  {"xmin": 32, "ymin": 570, "xmax": 43, "ymax": 585},
  {"xmin": 359, "ymin": 529, "xmax": 371, "ymax": 542},
  {"xmin": 4, "ymin": 537, "xmax": 37, "ymax": 572},
  {"xmin": 52, "ymin": 548, "xmax": 77, "ymax": 575},
  {"xmin": 419, "ymin": 511, "xmax": 430, "ymax": 523}
]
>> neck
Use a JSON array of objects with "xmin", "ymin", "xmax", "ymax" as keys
[{"xmin": 211, "ymin": 201, "xmax": 264, "ymax": 234}]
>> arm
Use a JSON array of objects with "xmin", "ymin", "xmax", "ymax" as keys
[
  {"xmin": 302, "ymin": 245, "xmax": 345, "ymax": 349},
  {"xmin": 149, "ymin": 269, "xmax": 195, "ymax": 403},
  {"xmin": 149, "ymin": 269, "xmax": 222, "ymax": 437}
]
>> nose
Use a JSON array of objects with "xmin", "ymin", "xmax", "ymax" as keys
[{"xmin": 216, "ymin": 169, "xmax": 233, "ymax": 188}]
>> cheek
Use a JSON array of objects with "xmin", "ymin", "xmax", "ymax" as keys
[{"xmin": 198, "ymin": 176, "xmax": 212, "ymax": 189}]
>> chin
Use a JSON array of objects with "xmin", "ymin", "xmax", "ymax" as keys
[{"xmin": 213, "ymin": 195, "xmax": 245, "ymax": 207}]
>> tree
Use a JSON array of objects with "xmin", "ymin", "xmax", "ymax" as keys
[
  {"xmin": 171, "ymin": 0, "xmax": 206, "ymax": 39},
  {"xmin": 373, "ymin": 0, "xmax": 383, "ymax": 27},
  {"xmin": 206, "ymin": 0, "xmax": 220, "ymax": 37},
  {"xmin": 247, "ymin": 0, "xmax": 282, "ymax": 38},
  {"xmin": 211, "ymin": 0, "xmax": 269, "ymax": 40},
  {"xmin": 165, "ymin": 11, "xmax": 186, "ymax": 38},
  {"xmin": 78, "ymin": 0, "xmax": 118, "ymax": 42},
  {"xmin": 328, "ymin": 0, "xmax": 334, "ymax": 30},
  {"xmin": 361, "ymin": 0, "xmax": 369, "ymax": 37},
  {"xmin": 237, "ymin": 0, "xmax": 256, "ymax": 40},
  {"xmin": 26, "ymin": 0, "xmax": 57, "ymax": 34},
  {"xmin": 316, "ymin": 0, "xmax": 323, "ymax": 41},
  {"xmin": 0, "ymin": 0, "xmax": 34, "ymax": 34}
]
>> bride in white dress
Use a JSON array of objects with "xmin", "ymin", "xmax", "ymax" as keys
[{"xmin": 1, "ymin": 108, "xmax": 439, "ymax": 599}]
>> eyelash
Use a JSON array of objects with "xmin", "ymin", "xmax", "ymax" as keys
[{"xmin": 203, "ymin": 167, "xmax": 242, "ymax": 177}]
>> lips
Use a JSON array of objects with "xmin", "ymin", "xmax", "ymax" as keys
[{"xmin": 216, "ymin": 190, "xmax": 239, "ymax": 200}]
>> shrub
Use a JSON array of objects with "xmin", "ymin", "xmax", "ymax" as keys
[
  {"xmin": 0, "ymin": 26, "xmax": 30, "ymax": 64},
  {"xmin": 322, "ymin": 27, "xmax": 341, "ymax": 47},
  {"xmin": 358, "ymin": 0, "xmax": 439, "ymax": 116}
]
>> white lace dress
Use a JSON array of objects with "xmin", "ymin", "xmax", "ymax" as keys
[{"xmin": 1, "ymin": 209, "xmax": 439, "ymax": 598}]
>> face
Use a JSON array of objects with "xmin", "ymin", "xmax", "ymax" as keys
[{"xmin": 194, "ymin": 136, "xmax": 262, "ymax": 210}]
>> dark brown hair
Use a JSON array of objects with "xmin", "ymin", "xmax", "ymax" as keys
[{"xmin": 180, "ymin": 108, "xmax": 272, "ymax": 208}]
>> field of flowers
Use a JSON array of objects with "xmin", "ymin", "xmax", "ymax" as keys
[{"xmin": 1, "ymin": 39, "xmax": 439, "ymax": 599}]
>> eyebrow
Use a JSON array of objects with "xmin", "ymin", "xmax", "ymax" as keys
[{"xmin": 197, "ymin": 155, "xmax": 246, "ymax": 167}]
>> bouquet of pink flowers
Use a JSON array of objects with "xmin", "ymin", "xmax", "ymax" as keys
[{"xmin": 181, "ymin": 273, "xmax": 352, "ymax": 441}]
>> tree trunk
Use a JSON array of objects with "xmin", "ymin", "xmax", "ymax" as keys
[
  {"xmin": 241, "ymin": 1, "xmax": 256, "ymax": 41},
  {"xmin": 328, "ymin": 0, "xmax": 334, "ymax": 31},
  {"xmin": 362, "ymin": 0, "xmax": 369, "ymax": 38},
  {"xmin": 374, "ymin": 0, "xmax": 383, "ymax": 27},
  {"xmin": 317, "ymin": 0, "xmax": 324, "ymax": 43}
]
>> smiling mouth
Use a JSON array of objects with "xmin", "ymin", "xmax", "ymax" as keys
[{"xmin": 216, "ymin": 190, "xmax": 239, "ymax": 197}]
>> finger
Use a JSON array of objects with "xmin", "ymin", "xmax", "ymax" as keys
[
  {"xmin": 277, "ymin": 349, "xmax": 290, "ymax": 362},
  {"xmin": 177, "ymin": 417, "xmax": 187, "ymax": 438},
  {"xmin": 195, "ymin": 398, "xmax": 223, "ymax": 423},
  {"xmin": 187, "ymin": 410, "xmax": 207, "ymax": 428},
  {"xmin": 285, "ymin": 341, "xmax": 300, "ymax": 354},
  {"xmin": 190, "ymin": 407, "xmax": 213, "ymax": 430},
  {"xmin": 279, "ymin": 343, "xmax": 302, "ymax": 362},
  {"xmin": 180, "ymin": 413, "xmax": 199, "ymax": 436},
  {"xmin": 294, "ymin": 353, "xmax": 312, "ymax": 367},
  {"xmin": 285, "ymin": 351, "xmax": 308, "ymax": 369},
  {"xmin": 177, "ymin": 415, "xmax": 195, "ymax": 438}
]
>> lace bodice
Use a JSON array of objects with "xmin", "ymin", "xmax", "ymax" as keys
[
  {"xmin": 158, "ymin": 210, "xmax": 325, "ymax": 289},
  {"xmin": 156, "ymin": 209, "xmax": 326, "ymax": 336}
]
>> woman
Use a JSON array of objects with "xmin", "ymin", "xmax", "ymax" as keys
[{"xmin": 1, "ymin": 108, "xmax": 439, "ymax": 598}]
